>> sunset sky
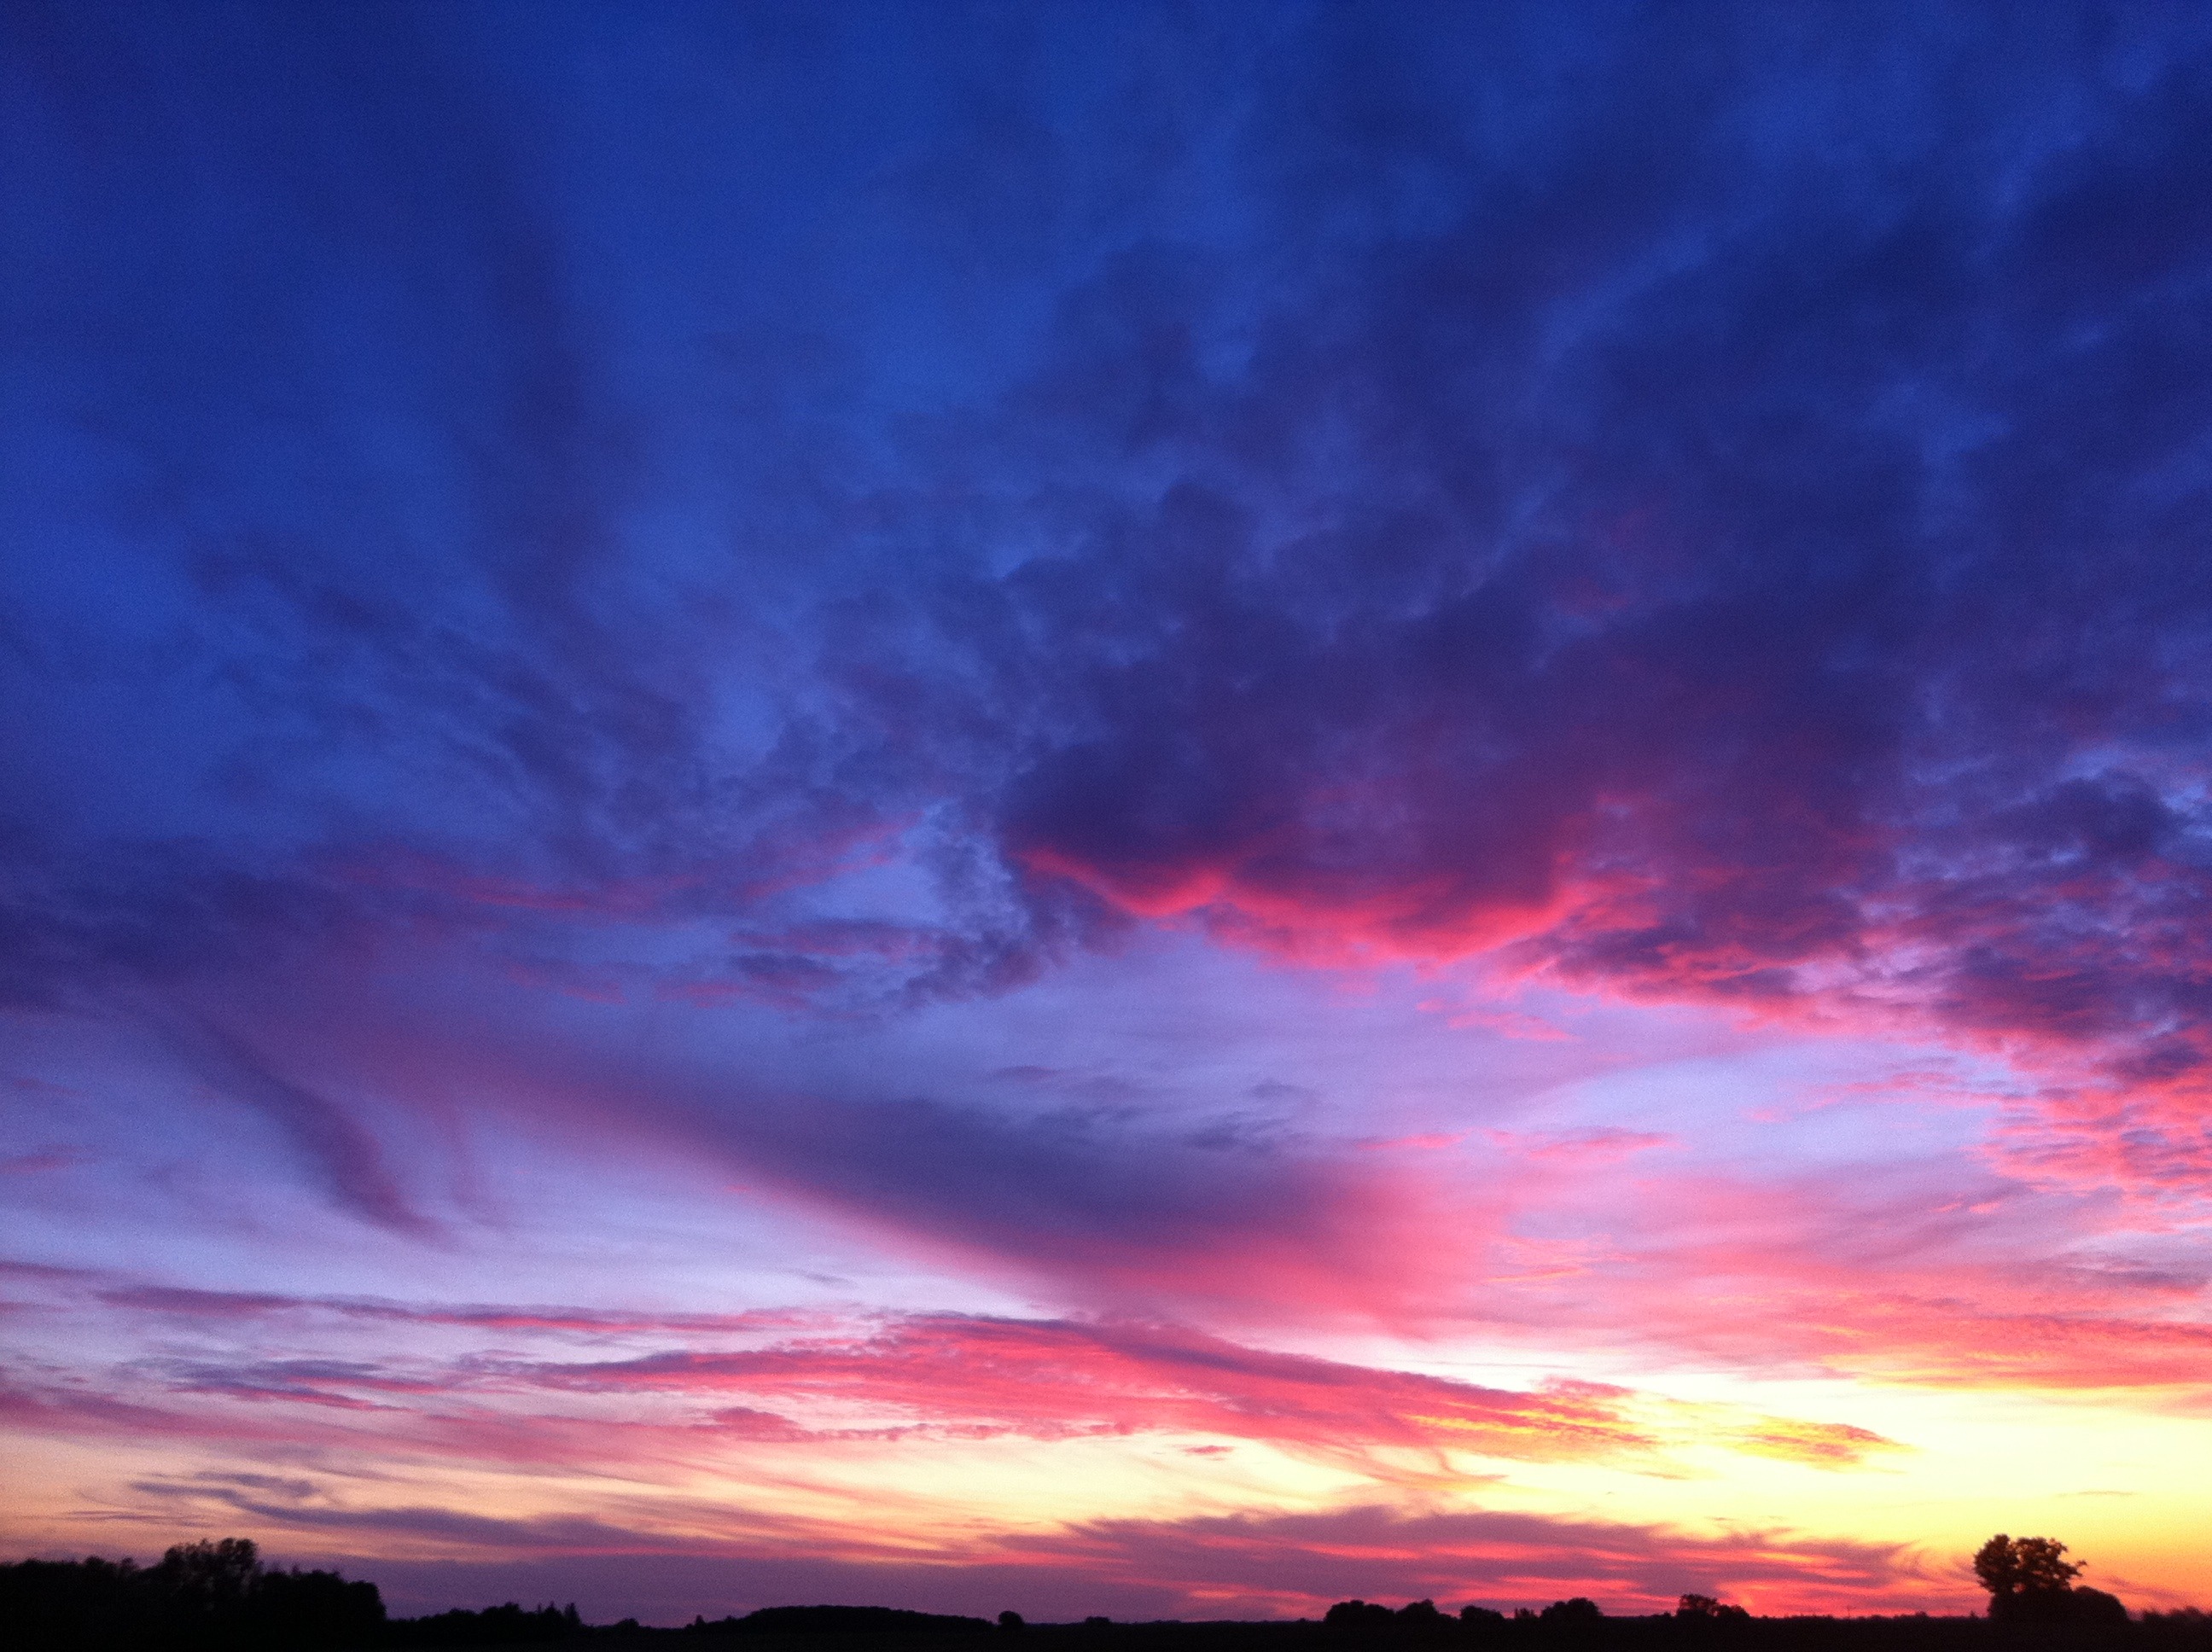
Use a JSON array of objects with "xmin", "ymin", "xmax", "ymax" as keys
[{"xmin": 7, "ymin": 0, "xmax": 2212, "ymax": 1626}]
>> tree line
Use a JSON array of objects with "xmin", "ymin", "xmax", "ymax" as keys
[
  {"xmin": 3, "ymin": 1533, "xmax": 2205, "ymax": 1649},
  {"xmin": 0, "ymin": 1538, "xmax": 383, "ymax": 1649},
  {"xmin": 0, "ymin": 1539, "xmax": 586, "ymax": 1649}
]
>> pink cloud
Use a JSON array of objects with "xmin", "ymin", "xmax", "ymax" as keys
[
  {"xmin": 0, "ymin": 1149, "xmax": 87, "ymax": 1174},
  {"xmin": 1486, "ymin": 1128, "xmax": 1675, "ymax": 1165},
  {"xmin": 6, "ymin": 1277, "xmax": 1906, "ymax": 1480},
  {"xmin": 1002, "ymin": 1505, "xmax": 1947, "ymax": 1618},
  {"xmin": 512, "ymin": 1315, "xmax": 1901, "ymax": 1471}
]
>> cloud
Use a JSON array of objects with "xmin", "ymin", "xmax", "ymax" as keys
[
  {"xmin": 514, "ymin": 1314, "xmax": 1901, "ymax": 1472},
  {"xmin": 117, "ymin": 1493, "xmax": 1946, "ymax": 1622},
  {"xmin": 5, "ymin": 2, "xmax": 2209, "ymax": 1052},
  {"xmin": 18, "ymin": 1273, "xmax": 1904, "ymax": 1478},
  {"xmin": 96, "ymin": 1285, "xmax": 808, "ymax": 1339},
  {"xmin": 1005, "ymin": 1504, "xmax": 1941, "ymax": 1618},
  {"xmin": 150, "ymin": 1015, "xmax": 428, "ymax": 1235},
  {"xmin": 4, "ymin": 3, "xmax": 2211, "ymax": 1267},
  {"xmin": 0, "ymin": 1148, "xmax": 85, "ymax": 1174},
  {"xmin": 7, "ymin": 9, "xmax": 2212, "ymax": 1614}
]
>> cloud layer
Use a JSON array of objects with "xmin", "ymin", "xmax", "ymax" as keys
[{"xmin": 7, "ymin": 0, "xmax": 2212, "ymax": 1619}]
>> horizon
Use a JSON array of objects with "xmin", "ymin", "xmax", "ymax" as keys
[
  {"xmin": 0, "ymin": 1536, "xmax": 2165, "ymax": 1629},
  {"xmin": 6, "ymin": 0, "xmax": 2212, "ymax": 1628}
]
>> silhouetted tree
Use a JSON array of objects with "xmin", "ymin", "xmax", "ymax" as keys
[
  {"xmin": 1322, "ymin": 1600, "xmax": 1470, "ymax": 1642},
  {"xmin": 246, "ymin": 1563, "xmax": 383, "ymax": 1645},
  {"xmin": 154, "ymin": 1538, "xmax": 262, "ymax": 1611},
  {"xmin": 0, "ymin": 1540, "xmax": 381, "ymax": 1649},
  {"xmin": 1678, "ymin": 1595, "xmax": 1749, "ymax": 1621},
  {"xmin": 0, "ymin": 1555, "xmax": 154, "ymax": 1649},
  {"xmin": 1973, "ymin": 1535, "xmax": 2081, "ymax": 1604},
  {"xmin": 1982, "ymin": 1539, "xmax": 2132, "ymax": 1627},
  {"xmin": 1971, "ymin": 1534, "xmax": 2129, "ymax": 1627},
  {"xmin": 1325, "ymin": 1600, "xmax": 1400, "ymax": 1631},
  {"xmin": 1540, "ymin": 1598, "xmax": 1603, "ymax": 1626}
]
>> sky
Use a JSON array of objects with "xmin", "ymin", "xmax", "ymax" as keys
[{"xmin": 5, "ymin": 0, "xmax": 2212, "ymax": 1626}]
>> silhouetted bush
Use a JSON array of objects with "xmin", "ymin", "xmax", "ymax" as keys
[
  {"xmin": 688, "ymin": 1606, "xmax": 999, "ymax": 1637},
  {"xmin": 1985, "ymin": 1585, "xmax": 2128, "ymax": 1630},
  {"xmin": 387, "ymin": 1600, "xmax": 584, "ymax": 1644},
  {"xmin": 253, "ymin": 1565, "xmax": 390, "ymax": 1645},
  {"xmin": 1326, "ymin": 1599, "xmax": 1545, "ymax": 1643},
  {"xmin": 1326, "ymin": 1601, "xmax": 1402, "ymax": 1632}
]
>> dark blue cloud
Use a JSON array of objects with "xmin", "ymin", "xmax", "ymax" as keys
[{"xmin": 8, "ymin": 0, "xmax": 2212, "ymax": 1197}]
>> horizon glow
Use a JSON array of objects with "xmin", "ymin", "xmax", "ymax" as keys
[{"xmin": 5, "ymin": 0, "xmax": 2212, "ymax": 1626}]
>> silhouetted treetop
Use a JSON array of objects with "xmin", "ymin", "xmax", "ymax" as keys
[
  {"xmin": 1539, "ymin": 1601, "xmax": 1602, "ymax": 1627},
  {"xmin": 1676, "ymin": 1597, "xmax": 1748, "ymax": 1622},
  {"xmin": 1973, "ymin": 1536, "xmax": 2081, "ymax": 1603}
]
